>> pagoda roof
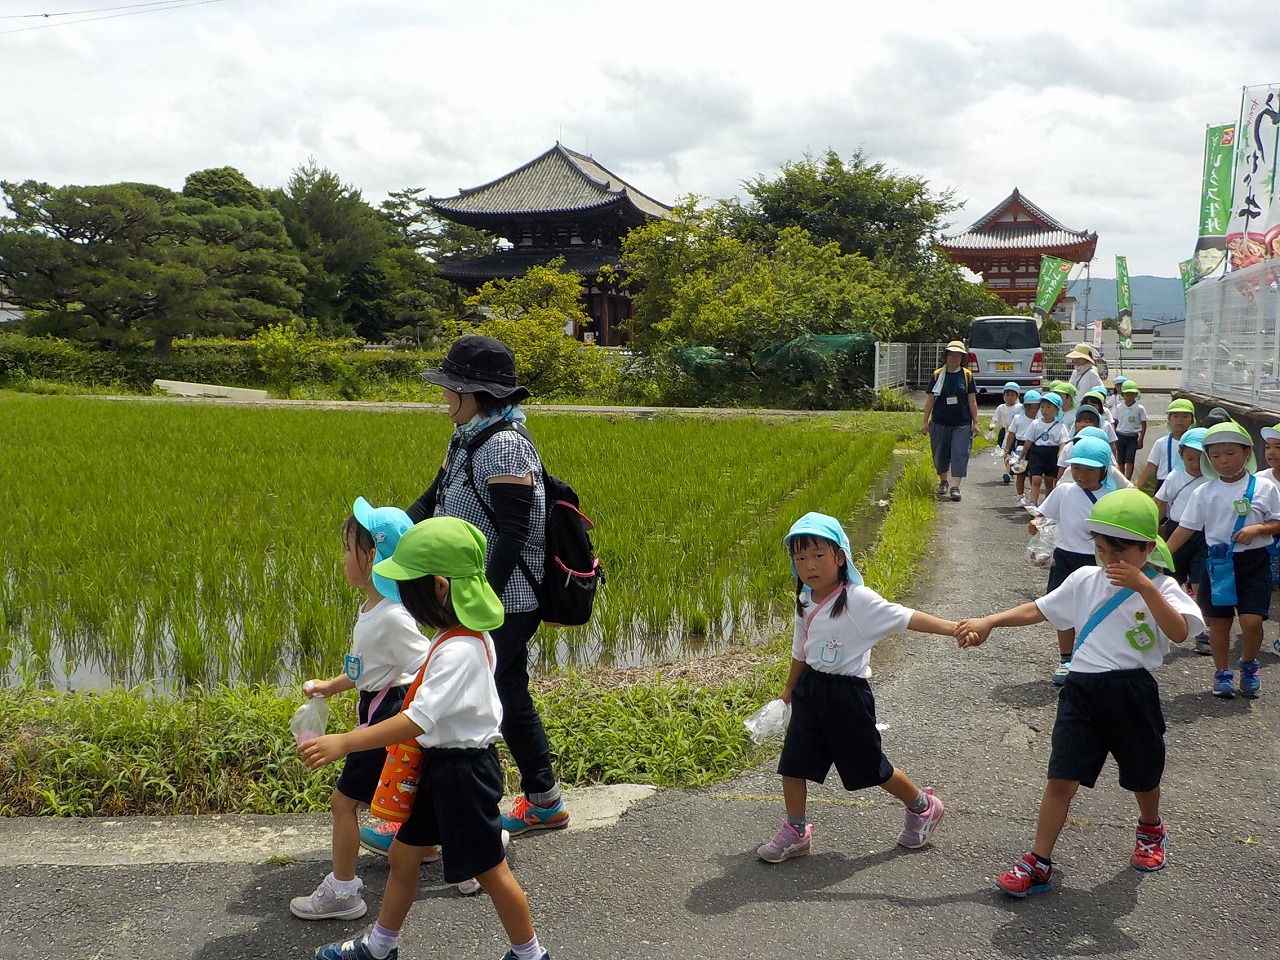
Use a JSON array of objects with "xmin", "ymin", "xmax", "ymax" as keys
[
  {"xmin": 938, "ymin": 188, "xmax": 1097, "ymax": 254},
  {"xmin": 438, "ymin": 246, "xmax": 622, "ymax": 284},
  {"xmin": 429, "ymin": 144, "xmax": 671, "ymax": 228}
]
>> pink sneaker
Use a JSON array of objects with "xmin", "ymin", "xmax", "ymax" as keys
[
  {"xmin": 897, "ymin": 788, "xmax": 944, "ymax": 848},
  {"xmin": 757, "ymin": 822, "xmax": 813, "ymax": 863}
]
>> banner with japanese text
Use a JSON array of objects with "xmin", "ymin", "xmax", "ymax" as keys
[
  {"xmin": 1178, "ymin": 259, "xmax": 1196, "ymax": 301},
  {"xmin": 1193, "ymin": 122, "xmax": 1235, "ymax": 279},
  {"xmin": 1115, "ymin": 256, "xmax": 1133, "ymax": 350},
  {"xmin": 1033, "ymin": 256, "xmax": 1072, "ymax": 318},
  {"xmin": 1227, "ymin": 84, "xmax": 1280, "ymax": 269}
]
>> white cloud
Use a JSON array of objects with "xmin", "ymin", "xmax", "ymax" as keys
[{"xmin": 1, "ymin": 0, "xmax": 1278, "ymax": 275}]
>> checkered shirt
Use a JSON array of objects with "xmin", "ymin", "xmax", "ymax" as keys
[{"xmin": 436, "ymin": 427, "xmax": 545, "ymax": 614}]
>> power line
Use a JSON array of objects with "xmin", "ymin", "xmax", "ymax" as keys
[
  {"xmin": 0, "ymin": 2, "xmax": 197, "ymax": 19},
  {"xmin": 0, "ymin": 0, "xmax": 227, "ymax": 35}
]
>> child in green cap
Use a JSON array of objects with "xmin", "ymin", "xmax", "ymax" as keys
[
  {"xmin": 1113, "ymin": 381, "xmax": 1147, "ymax": 481},
  {"xmin": 1165, "ymin": 422, "xmax": 1280, "ymax": 699},
  {"xmin": 957, "ymin": 489, "xmax": 1204, "ymax": 896},
  {"xmin": 300, "ymin": 517, "xmax": 551, "ymax": 960},
  {"xmin": 1135, "ymin": 397, "xmax": 1196, "ymax": 491}
]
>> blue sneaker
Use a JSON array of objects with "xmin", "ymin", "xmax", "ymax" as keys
[
  {"xmin": 1273, "ymin": 635, "xmax": 1280, "ymax": 657},
  {"xmin": 1213, "ymin": 669, "xmax": 1236, "ymax": 699},
  {"xmin": 315, "ymin": 936, "xmax": 396, "ymax": 960},
  {"xmin": 358, "ymin": 820, "xmax": 397, "ymax": 856},
  {"xmin": 1002, "ymin": 472, "xmax": 1012, "ymax": 485},
  {"xmin": 502, "ymin": 796, "xmax": 569, "ymax": 836},
  {"xmin": 1240, "ymin": 659, "xmax": 1261, "ymax": 699}
]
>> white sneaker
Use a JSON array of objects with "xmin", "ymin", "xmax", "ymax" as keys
[
  {"xmin": 1015, "ymin": 496, "xmax": 1027, "ymax": 508},
  {"xmin": 289, "ymin": 877, "xmax": 367, "ymax": 920}
]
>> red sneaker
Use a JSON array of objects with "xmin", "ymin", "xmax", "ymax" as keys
[
  {"xmin": 996, "ymin": 852, "xmax": 1055, "ymax": 898},
  {"xmin": 1132, "ymin": 821, "xmax": 1167, "ymax": 872}
]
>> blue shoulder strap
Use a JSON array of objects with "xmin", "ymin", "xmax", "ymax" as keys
[
  {"xmin": 1230, "ymin": 475, "xmax": 1257, "ymax": 539},
  {"xmin": 1073, "ymin": 569, "xmax": 1159, "ymax": 655}
]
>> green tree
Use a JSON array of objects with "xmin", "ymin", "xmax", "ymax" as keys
[
  {"xmin": 0, "ymin": 179, "xmax": 304, "ymax": 353},
  {"xmin": 458, "ymin": 258, "xmax": 618, "ymax": 399},
  {"xmin": 380, "ymin": 187, "xmax": 496, "ymax": 261},
  {"xmin": 183, "ymin": 166, "xmax": 269, "ymax": 210}
]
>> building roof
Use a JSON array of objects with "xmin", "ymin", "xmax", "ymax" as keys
[
  {"xmin": 429, "ymin": 144, "xmax": 671, "ymax": 228},
  {"xmin": 438, "ymin": 246, "xmax": 622, "ymax": 284},
  {"xmin": 938, "ymin": 188, "xmax": 1097, "ymax": 254}
]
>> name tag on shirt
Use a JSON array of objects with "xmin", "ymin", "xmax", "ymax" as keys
[{"xmin": 946, "ymin": 396, "xmax": 958, "ymax": 405}]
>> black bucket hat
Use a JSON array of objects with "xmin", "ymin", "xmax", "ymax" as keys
[{"xmin": 420, "ymin": 335, "xmax": 531, "ymax": 402}]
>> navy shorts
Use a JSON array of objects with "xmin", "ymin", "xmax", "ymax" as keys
[
  {"xmin": 1026, "ymin": 445, "xmax": 1059, "ymax": 478},
  {"xmin": 1115, "ymin": 433, "xmax": 1141, "ymax": 466},
  {"xmin": 1049, "ymin": 669, "xmax": 1165, "ymax": 792},
  {"xmin": 394, "ymin": 745, "xmax": 506, "ymax": 884},
  {"xmin": 336, "ymin": 685, "xmax": 409, "ymax": 804},
  {"xmin": 1161, "ymin": 518, "xmax": 1205, "ymax": 590},
  {"xmin": 1197, "ymin": 546, "xmax": 1271, "ymax": 620},
  {"xmin": 1047, "ymin": 548, "xmax": 1095, "ymax": 593},
  {"xmin": 777, "ymin": 667, "xmax": 894, "ymax": 791}
]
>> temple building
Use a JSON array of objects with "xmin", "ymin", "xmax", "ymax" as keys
[
  {"xmin": 429, "ymin": 144, "xmax": 672, "ymax": 346},
  {"xmin": 937, "ymin": 189, "xmax": 1098, "ymax": 310}
]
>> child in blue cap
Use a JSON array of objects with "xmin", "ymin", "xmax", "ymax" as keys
[
  {"xmin": 757, "ymin": 512, "xmax": 958, "ymax": 863},
  {"xmin": 1005, "ymin": 390, "xmax": 1042, "ymax": 505},
  {"xmin": 291, "ymin": 499, "xmax": 432, "ymax": 921},
  {"xmin": 990, "ymin": 381, "xmax": 1024, "ymax": 477}
]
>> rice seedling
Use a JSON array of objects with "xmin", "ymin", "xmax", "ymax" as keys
[{"xmin": 2, "ymin": 393, "xmax": 918, "ymax": 689}]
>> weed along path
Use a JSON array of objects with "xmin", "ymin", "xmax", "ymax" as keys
[{"xmin": 4, "ymin": 416, "xmax": 1277, "ymax": 958}]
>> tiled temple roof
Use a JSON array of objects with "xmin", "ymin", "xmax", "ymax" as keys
[{"xmin": 939, "ymin": 188, "xmax": 1096, "ymax": 253}]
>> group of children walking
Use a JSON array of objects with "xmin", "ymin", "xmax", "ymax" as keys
[{"xmin": 285, "ymin": 381, "xmax": 1278, "ymax": 960}]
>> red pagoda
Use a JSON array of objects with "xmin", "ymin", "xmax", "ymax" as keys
[
  {"xmin": 938, "ymin": 189, "xmax": 1098, "ymax": 310},
  {"xmin": 429, "ymin": 144, "xmax": 671, "ymax": 346}
]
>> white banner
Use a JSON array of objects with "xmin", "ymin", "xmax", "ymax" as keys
[{"xmin": 1226, "ymin": 83, "xmax": 1280, "ymax": 269}]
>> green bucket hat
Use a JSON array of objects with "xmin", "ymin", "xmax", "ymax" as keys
[
  {"xmin": 1261, "ymin": 422, "xmax": 1280, "ymax": 443},
  {"xmin": 1054, "ymin": 382, "xmax": 1078, "ymax": 398},
  {"xmin": 373, "ymin": 517, "xmax": 505, "ymax": 632},
  {"xmin": 1199, "ymin": 422, "xmax": 1257, "ymax": 478},
  {"xmin": 1121, "ymin": 380, "xmax": 1140, "ymax": 394},
  {"xmin": 1083, "ymin": 489, "xmax": 1175, "ymax": 571},
  {"xmin": 1048, "ymin": 380, "xmax": 1066, "ymax": 394},
  {"xmin": 1167, "ymin": 398, "xmax": 1196, "ymax": 416}
]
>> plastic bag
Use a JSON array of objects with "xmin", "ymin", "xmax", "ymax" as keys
[
  {"xmin": 290, "ymin": 696, "xmax": 331, "ymax": 746},
  {"xmin": 743, "ymin": 699, "xmax": 791, "ymax": 744},
  {"xmin": 1026, "ymin": 519, "xmax": 1058, "ymax": 568}
]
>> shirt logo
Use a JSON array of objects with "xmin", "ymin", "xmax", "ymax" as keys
[{"xmin": 1233, "ymin": 498, "xmax": 1250, "ymax": 516}]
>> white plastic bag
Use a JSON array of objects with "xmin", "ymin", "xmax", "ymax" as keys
[
  {"xmin": 1026, "ymin": 518, "xmax": 1058, "ymax": 568},
  {"xmin": 743, "ymin": 699, "xmax": 791, "ymax": 744},
  {"xmin": 290, "ymin": 696, "xmax": 331, "ymax": 746}
]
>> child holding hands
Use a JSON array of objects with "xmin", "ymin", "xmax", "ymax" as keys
[
  {"xmin": 957, "ymin": 490, "xmax": 1204, "ymax": 896},
  {"xmin": 757, "ymin": 513, "xmax": 953, "ymax": 864}
]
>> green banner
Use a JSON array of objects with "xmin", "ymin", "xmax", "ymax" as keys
[
  {"xmin": 1033, "ymin": 256, "xmax": 1072, "ymax": 317},
  {"xmin": 1115, "ymin": 255, "xmax": 1132, "ymax": 348},
  {"xmin": 1178, "ymin": 258, "xmax": 1196, "ymax": 300},
  {"xmin": 1194, "ymin": 122, "xmax": 1235, "ymax": 278}
]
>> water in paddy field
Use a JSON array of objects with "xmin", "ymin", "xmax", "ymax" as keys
[{"xmin": 2, "ymin": 456, "xmax": 907, "ymax": 691}]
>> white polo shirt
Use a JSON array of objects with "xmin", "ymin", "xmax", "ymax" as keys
[
  {"xmin": 404, "ymin": 631, "xmax": 503, "ymax": 749},
  {"xmin": 1037, "ymin": 481, "xmax": 1112, "ymax": 554},
  {"xmin": 1179, "ymin": 474, "xmax": 1280, "ymax": 551},
  {"xmin": 1156, "ymin": 472, "xmax": 1207, "ymax": 524},
  {"xmin": 1114, "ymin": 401, "xmax": 1148, "ymax": 437},
  {"xmin": 1037, "ymin": 567, "xmax": 1204, "ymax": 673},
  {"xmin": 1147, "ymin": 432, "xmax": 1184, "ymax": 480},
  {"xmin": 348, "ymin": 600, "xmax": 430, "ymax": 692}
]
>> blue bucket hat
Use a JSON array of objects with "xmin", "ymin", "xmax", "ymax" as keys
[
  {"xmin": 784, "ymin": 512, "xmax": 864, "ymax": 588},
  {"xmin": 353, "ymin": 497, "xmax": 414, "ymax": 602},
  {"xmin": 1003, "ymin": 381, "xmax": 1021, "ymax": 392},
  {"xmin": 1067, "ymin": 435, "xmax": 1113, "ymax": 469},
  {"xmin": 1040, "ymin": 392, "xmax": 1063, "ymax": 410},
  {"xmin": 1076, "ymin": 426, "xmax": 1111, "ymax": 444},
  {"xmin": 1023, "ymin": 390, "xmax": 1042, "ymax": 404},
  {"xmin": 1178, "ymin": 427, "xmax": 1208, "ymax": 452}
]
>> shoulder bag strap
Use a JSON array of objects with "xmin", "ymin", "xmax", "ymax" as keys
[
  {"xmin": 1073, "ymin": 569, "xmax": 1158, "ymax": 655},
  {"xmin": 401, "ymin": 625, "xmax": 491, "ymax": 708},
  {"xmin": 1231, "ymin": 475, "xmax": 1257, "ymax": 539},
  {"xmin": 461, "ymin": 423, "xmax": 539, "ymax": 588}
]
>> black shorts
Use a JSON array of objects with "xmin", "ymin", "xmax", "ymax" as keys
[
  {"xmin": 1047, "ymin": 548, "xmax": 1095, "ymax": 593},
  {"xmin": 777, "ymin": 667, "xmax": 894, "ymax": 791},
  {"xmin": 1048, "ymin": 669, "xmax": 1165, "ymax": 792},
  {"xmin": 1026, "ymin": 445, "xmax": 1059, "ymax": 478},
  {"xmin": 1197, "ymin": 546, "xmax": 1271, "ymax": 620},
  {"xmin": 996, "ymin": 427, "xmax": 1007, "ymax": 448},
  {"xmin": 1115, "ymin": 433, "xmax": 1141, "ymax": 465},
  {"xmin": 336, "ymin": 685, "xmax": 409, "ymax": 804},
  {"xmin": 394, "ymin": 745, "xmax": 505, "ymax": 884}
]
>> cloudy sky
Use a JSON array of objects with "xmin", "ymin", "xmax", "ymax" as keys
[{"xmin": 3, "ymin": 0, "xmax": 1278, "ymax": 277}]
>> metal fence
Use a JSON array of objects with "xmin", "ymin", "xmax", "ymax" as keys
[{"xmin": 1182, "ymin": 258, "xmax": 1280, "ymax": 406}]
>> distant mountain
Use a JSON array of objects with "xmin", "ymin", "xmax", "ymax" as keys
[{"xmin": 1064, "ymin": 275, "xmax": 1184, "ymax": 324}]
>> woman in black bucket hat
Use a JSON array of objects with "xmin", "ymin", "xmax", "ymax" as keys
[{"xmin": 363, "ymin": 336, "xmax": 569, "ymax": 857}]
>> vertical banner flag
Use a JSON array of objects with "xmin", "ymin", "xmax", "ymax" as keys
[
  {"xmin": 1227, "ymin": 84, "xmax": 1280, "ymax": 269},
  {"xmin": 1178, "ymin": 259, "xmax": 1196, "ymax": 301},
  {"xmin": 1115, "ymin": 256, "xmax": 1133, "ymax": 350},
  {"xmin": 1194, "ymin": 122, "xmax": 1236, "ymax": 279},
  {"xmin": 1033, "ymin": 256, "xmax": 1072, "ymax": 318}
]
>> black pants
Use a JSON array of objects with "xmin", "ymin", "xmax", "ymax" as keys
[{"xmin": 493, "ymin": 608, "xmax": 557, "ymax": 797}]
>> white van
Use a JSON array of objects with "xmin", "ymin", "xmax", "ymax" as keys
[{"xmin": 966, "ymin": 316, "xmax": 1045, "ymax": 395}]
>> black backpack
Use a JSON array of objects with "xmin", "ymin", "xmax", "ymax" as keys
[{"xmin": 462, "ymin": 422, "xmax": 604, "ymax": 627}]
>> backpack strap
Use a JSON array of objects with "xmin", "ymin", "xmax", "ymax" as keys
[
  {"xmin": 1073, "ymin": 568, "xmax": 1158, "ymax": 655},
  {"xmin": 458, "ymin": 422, "xmax": 540, "ymax": 591}
]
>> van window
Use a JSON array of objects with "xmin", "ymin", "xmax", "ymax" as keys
[{"xmin": 969, "ymin": 319, "xmax": 1039, "ymax": 350}]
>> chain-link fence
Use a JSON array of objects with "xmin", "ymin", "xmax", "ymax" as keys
[{"xmin": 1182, "ymin": 258, "xmax": 1280, "ymax": 406}]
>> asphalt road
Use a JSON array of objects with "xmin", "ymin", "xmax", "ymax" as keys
[{"xmin": 4, "ymin": 403, "xmax": 1278, "ymax": 960}]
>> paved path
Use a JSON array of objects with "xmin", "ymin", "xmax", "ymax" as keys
[{"xmin": 4, "ymin": 436, "xmax": 1278, "ymax": 960}]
